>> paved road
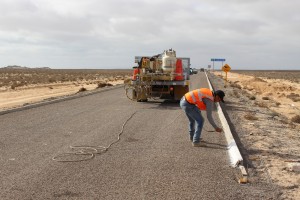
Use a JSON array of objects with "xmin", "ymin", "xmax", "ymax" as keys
[{"xmin": 0, "ymin": 72, "xmax": 275, "ymax": 199}]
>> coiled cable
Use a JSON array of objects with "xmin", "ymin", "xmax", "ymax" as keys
[{"xmin": 52, "ymin": 111, "xmax": 138, "ymax": 162}]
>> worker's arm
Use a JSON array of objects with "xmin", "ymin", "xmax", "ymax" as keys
[{"xmin": 203, "ymin": 98, "xmax": 222, "ymax": 132}]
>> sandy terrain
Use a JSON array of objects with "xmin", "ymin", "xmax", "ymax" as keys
[
  {"xmin": 0, "ymin": 67, "xmax": 131, "ymax": 111},
  {"xmin": 0, "ymin": 80, "xmax": 124, "ymax": 111},
  {"xmin": 210, "ymin": 71, "xmax": 300, "ymax": 200}
]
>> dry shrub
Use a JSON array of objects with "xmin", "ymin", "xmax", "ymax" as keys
[
  {"xmin": 262, "ymin": 96, "xmax": 270, "ymax": 100},
  {"xmin": 244, "ymin": 86, "xmax": 254, "ymax": 91},
  {"xmin": 115, "ymin": 76, "xmax": 123, "ymax": 80},
  {"xmin": 108, "ymin": 76, "xmax": 115, "ymax": 81},
  {"xmin": 97, "ymin": 82, "xmax": 113, "ymax": 88},
  {"xmin": 10, "ymin": 81, "xmax": 27, "ymax": 89},
  {"xmin": 244, "ymin": 113, "xmax": 258, "ymax": 120},
  {"xmin": 291, "ymin": 115, "xmax": 300, "ymax": 124},
  {"xmin": 77, "ymin": 87, "xmax": 87, "ymax": 93},
  {"xmin": 249, "ymin": 96, "xmax": 256, "ymax": 100},
  {"xmin": 48, "ymin": 77, "xmax": 56, "ymax": 83},
  {"xmin": 274, "ymin": 85, "xmax": 296, "ymax": 92},
  {"xmin": 270, "ymin": 111, "xmax": 279, "ymax": 118},
  {"xmin": 97, "ymin": 82, "xmax": 107, "ymax": 88},
  {"xmin": 255, "ymin": 101, "xmax": 269, "ymax": 108},
  {"xmin": 286, "ymin": 93, "xmax": 300, "ymax": 102},
  {"xmin": 251, "ymin": 77, "xmax": 267, "ymax": 82},
  {"xmin": 230, "ymin": 83, "xmax": 242, "ymax": 89},
  {"xmin": 288, "ymin": 123, "xmax": 297, "ymax": 129},
  {"xmin": 231, "ymin": 90, "xmax": 240, "ymax": 98}
]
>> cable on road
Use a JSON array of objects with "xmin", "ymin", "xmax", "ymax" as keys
[
  {"xmin": 52, "ymin": 107, "xmax": 213, "ymax": 162},
  {"xmin": 52, "ymin": 111, "xmax": 138, "ymax": 162}
]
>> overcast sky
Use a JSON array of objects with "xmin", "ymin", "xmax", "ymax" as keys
[{"xmin": 0, "ymin": 0, "xmax": 299, "ymax": 70}]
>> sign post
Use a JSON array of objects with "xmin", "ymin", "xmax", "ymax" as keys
[
  {"xmin": 222, "ymin": 64, "xmax": 231, "ymax": 87},
  {"xmin": 208, "ymin": 65, "xmax": 211, "ymax": 71},
  {"xmin": 211, "ymin": 58, "xmax": 226, "ymax": 71}
]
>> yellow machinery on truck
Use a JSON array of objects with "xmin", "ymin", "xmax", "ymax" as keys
[{"xmin": 125, "ymin": 49, "xmax": 190, "ymax": 102}]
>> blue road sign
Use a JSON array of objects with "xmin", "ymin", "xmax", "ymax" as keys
[{"xmin": 211, "ymin": 58, "xmax": 226, "ymax": 62}]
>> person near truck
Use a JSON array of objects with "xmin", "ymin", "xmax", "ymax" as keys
[{"xmin": 180, "ymin": 88, "xmax": 225, "ymax": 147}]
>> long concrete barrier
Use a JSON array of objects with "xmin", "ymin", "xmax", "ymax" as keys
[{"xmin": 205, "ymin": 72, "xmax": 244, "ymax": 167}]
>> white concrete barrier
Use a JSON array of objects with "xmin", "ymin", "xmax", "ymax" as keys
[{"xmin": 205, "ymin": 72, "xmax": 243, "ymax": 167}]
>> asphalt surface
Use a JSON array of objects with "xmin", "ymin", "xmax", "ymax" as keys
[{"xmin": 0, "ymin": 72, "xmax": 276, "ymax": 199}]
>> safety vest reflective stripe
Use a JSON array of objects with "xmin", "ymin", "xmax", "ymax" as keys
[
  {"xmin": 184, "ymin": 88, "xmax": 214, "ymax": 110},
  {"xmin": 197, "ymin": 90, "xmax": 202, "ymax": 101},
  {"xmin": 194, "ymin": 90, "xmax": 201, "ymax": 103},
  {"xmin": 188, "ymin": 91, "xmax": 197, "ymax": 103},
  {"xmin": 187, "ymin": 89, "xmax": 213, "ymax": 102}
]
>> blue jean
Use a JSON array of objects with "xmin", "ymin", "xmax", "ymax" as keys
[{"xmin": 180, "ymin": 97, "xmax": 204, "ymax": 143}]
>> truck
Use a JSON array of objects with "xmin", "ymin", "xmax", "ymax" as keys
[{"xmin": 124, "ymin": 49, "xmax": 191, "ymax": 102}]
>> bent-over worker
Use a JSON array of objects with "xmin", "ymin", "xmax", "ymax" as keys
[{"xmin": 180, "ymin": 88, "xmax": 225, "ymax": 147}]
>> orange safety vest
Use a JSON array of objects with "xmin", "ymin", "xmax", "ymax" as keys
[{"xmin": 184, "ymin": 88, "xmax": 214, "ymax": 110}]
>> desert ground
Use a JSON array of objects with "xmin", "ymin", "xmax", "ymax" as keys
[
  {"xmin": 209, "ymin": 70, "xmax": 300, "ymax": 200},
  {"xmin": 0, "ymin": 68, "xmax": 132, "ymax": 110},
  {"xmin": 1, "ymin": 68, "xmax": 299, "ymax": 199}
]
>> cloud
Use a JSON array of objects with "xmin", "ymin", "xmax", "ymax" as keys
[{"xmin": 0, "ymin": 0, "xmax": 299, "ymax": 69}]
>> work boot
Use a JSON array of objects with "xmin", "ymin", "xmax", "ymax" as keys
[{"xmin": 192, "ymin": 142, "xmax": 207, "ymax": 147}]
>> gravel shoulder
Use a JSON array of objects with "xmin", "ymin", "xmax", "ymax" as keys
[{"xmin": 208, "ymin": 71, "xmax": 300, "ymax": 200}]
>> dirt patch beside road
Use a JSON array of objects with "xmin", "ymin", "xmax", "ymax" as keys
[
  {"xmin": 0, "ymin": 68, "xmax": 131, "ymax": 111},
  {"xmin": 0, "ymin": 80, "xmax": 124, "ymax": 110},
  {"xmin": 209, "ymin": 71, "xmax": 300, "ymax": 200}
]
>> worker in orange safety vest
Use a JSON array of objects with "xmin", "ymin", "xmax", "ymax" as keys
[{"xmin": 180, "ymin": 88, "xmax": 225, "ymax": 147}]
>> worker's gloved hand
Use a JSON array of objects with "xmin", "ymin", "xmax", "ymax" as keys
[{"xmin": 215, "ymin": 127, "xmax": 223, "ymax": 132}]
